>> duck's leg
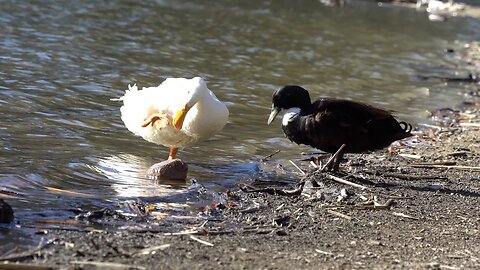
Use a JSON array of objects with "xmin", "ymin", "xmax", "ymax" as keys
[
  {"xmin": 321, "ymin": 144, "xmax": 346, "ymax": 172},
  {"xmin": 331, "ymin": 146, "xmax": 346, "ymax": 172},
  {"xmin": 168, "ymin": 147, "xmax": 178, "ymax": 160}
]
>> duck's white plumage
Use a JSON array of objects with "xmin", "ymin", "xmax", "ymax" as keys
[{"xmin": 116, "ymin": 77, "xmax": 229, "ymax": 159}]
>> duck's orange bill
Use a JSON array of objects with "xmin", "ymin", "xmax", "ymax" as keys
[{"xmin": 173, "ymin": 104, "xmax": 191, "ymax": 131}]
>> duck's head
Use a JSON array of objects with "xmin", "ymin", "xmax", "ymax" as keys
[
  {"xmin": 172, "ymin": 77, "xmax": 209, "ymax": 130},
  {"xmin": 267, "ymin": 85, "xmax": 312, "ymax": 125}
]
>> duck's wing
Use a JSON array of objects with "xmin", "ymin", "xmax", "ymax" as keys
[
  {"xmin": 119, "ymin": 84, "xmax": 173, "ymax": 136},
  {"xmin": 297, "ymin": 98, "xmax": 410, "ymax": 153},
  {"xmin": 313, "ymin": 98, "xmax": 394, "ymax": 122}
]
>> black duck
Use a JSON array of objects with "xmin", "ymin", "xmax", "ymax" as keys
[{"xmin": 267, "ymin": 85, "xmax": 413, "ymax": 171}]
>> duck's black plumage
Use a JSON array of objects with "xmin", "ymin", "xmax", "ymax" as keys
[{"xmin": 268, "ymin": 85, "xmax": 412, "ymax": 167}]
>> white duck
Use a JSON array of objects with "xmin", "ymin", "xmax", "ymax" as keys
[{"xmin": 115, "ymin": 77, "xmax": 229, "ymax": 160}]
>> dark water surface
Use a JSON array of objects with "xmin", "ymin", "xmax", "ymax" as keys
[{"xmin": 1, "ymin": 0, "xmax": 479, "ymax": 250}]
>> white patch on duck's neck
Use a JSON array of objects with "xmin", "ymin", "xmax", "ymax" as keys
[{"xmin": 282, "ymin": 107, "xmax": 301, "ymax": 126}]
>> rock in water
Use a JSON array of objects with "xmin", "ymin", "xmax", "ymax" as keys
[
  {"xmin": 0, "ymin": 199, "xmax": 14, "ymax": 223},
  {"xmin": 146, "ymin": 159, "xmax": 188, "ymax": 181}
]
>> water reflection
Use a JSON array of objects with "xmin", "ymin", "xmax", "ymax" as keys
[{"xmin": 94, "ymin": 154, "xmax": 188, "ymax": 198}]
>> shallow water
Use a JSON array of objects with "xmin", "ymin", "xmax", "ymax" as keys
[{"xmin": 0, "ymin": 0, "xmax": 479, "ymax": 251}]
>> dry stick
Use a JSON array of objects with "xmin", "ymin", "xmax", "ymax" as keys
[
  {"xmin": 164, "ymin": 229, "xmax": 232, "ymax": 236},
  {"xmin": 164, "ymin": 230, "xmax": 198, "ymax": 236},
  {"xmin": 353, "ymin": 204, "xmax": 390, "ymax": 210},
  {"xmin": 321, "ymin": 144, "xmax": 346, "ymax": 171},
  {"xmin": 20, "ymin": 224, "xmax": 101, "ymax": 233},
  {"xmin": 410, "ymin": 164, "xmax": 480, "ymax": 171},
  {"xmin": 289, "ymin": 160, "xmax": 306, "ymax": 175},
  {"xmin": 373, "ymin": 171, "xmax": 447, "ymax": 181},
  {"xmin": 391, "ymin": 211, "xmax": 419, "ymax": 220},
  {"xmin": 190, "ymin": 235, "xmax": 214, "ymax": 247},
  {"xmin": 71, "ymin": 261, "xmax": 146, "ymax": 269},
  {"xmin": 411, "ymin": 161, "xmax": 456, "ymax": 166},
  {"xmin": 325, "ymin": 174, "xmax": 369, "ymax": 190},
  {"xmin": 0, "ymin": 262, "xmax": 56, "ymax": 270},
  {"xmin": 398, "ymin": 153, "xmax": 422, "ymax": 159},
  {"xmin": 326, "ymin": 209, "xmax": 352, "ymax": 221},
  {"xmin": 315, "ymin": 249, "xmax": 335, "ymax": 256},
  {"xmin": 238, "ymin": 182, "xmax": 305, "ymax": 196},
  {"xmin": 135, "ymin": 244, "xmax": 171, "ymax": 256},
  {"xmin": 459, "ymin": 122, "xmax": 480, "ymax": 127},
  {"xmin": 0, "ymin": 239, "xmax": 57, "ymax": 262},
  {"xmin": 417, "ymin": 123, "xmax": 444, "ymax": 130},
  {"xmin": 261, "ymin": 149, "xmax": 281, "ymax": 161}
]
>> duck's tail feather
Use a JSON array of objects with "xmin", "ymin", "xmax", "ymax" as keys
[{"xmin": 118, "ymin": 84, "xmax": 158, "ymax": 136}]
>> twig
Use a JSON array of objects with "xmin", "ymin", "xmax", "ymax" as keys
[
  {"xmin": 326, "ymin": 209, "xmax": 352, "ymax": 221},
  {"xmin": 315, "ymin": 249, "xmax": 334, "ymax": 256},
  {"xmin": 391, "ymin": 211, "xmax": 419, "ymax": 220},
  {"xmin": 410, "ymin": 161, "xmax": 456, "ymax": 166},
  {"xmin": 135, "ymin": 244, "xmax": 171, "ymax": 256},
  {"xmin": 459, "ymin": 122, "xmax": 480, "ymax": 128},
  {"xmin": 398, "ymin": 153, "xmax": 422, "ymax": 159},
  {"xmin": 239, "ymin": 204, "xmax": 261, "ymax": 214},
  {"xmin": 0, "ymin": 239, "xmax": 57, "ymax": 262},
  {"xmin": 310, "ymin": 161, "xmax": 319, "ymax": 168},
  {"xmin": 417, "ymin": 123, "xmax": 443, "ymax": 130},
  {"xmin": 275, "ymin": 204, "xmax": 285, "ymax": 211},
  {"xmin": 369, "ymin": 171, "xmax": 447, "ymax": 181},
  {"xmin": 71, "ymin": 261, "xmax": 146, "ymax": 269},
  {"xmin": 384, "ymin": 195, "xmax": 414, "ymax": 200},
  {"xmin": 238, "ymin": 182, "xmax": 305, "ymax": 196},
  {"xmin": 36, "ymin": 220, "xmax": 81, "ymax": 226},
  {"xmin": 301, "ymin": 151, "xmax": 325, "ymax": 156},
  {"xmin": 163, "ymin": 230, "xmax": 198, "ymax": 236},
  {"xmin": 163, "ymin": 229, "xmax": 232, "ymax": 236},
  {"xmin": 289, "ymin": 160, "xmax": 306, "ymax": 175},
  {"xmin": 242, "ymin": 228, "xmax": 276, "ymax": 234},
  {"xmin": 261, "ymin": 150, "xmax": 281, "ymax": 161},
  {"xmin": 190, "ymin": 235, "xmax": 214, "ymax": 247},
  {"xmin": 353, "ymin": 204, "xmax": 390, "ymax": 210},
  {"xmin": 324, "ymin": 174, "xmax": 369, "ymax": 190},
  {"xmin": 21, "ymin": 225, "xmax": 101, "ymax": 233},
  {"xmin": 0, "ymin": 262, "xmax": 56, "ymax": 270},
  {"xmin": 409, "ymin": 164, "xmax": 480, "ymax": 171},
  {"xmin": 321, "ymin": 144, "xmax": 346, "ymax": 171}
]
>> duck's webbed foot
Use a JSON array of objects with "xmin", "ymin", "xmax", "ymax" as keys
[
  {"xmin": 321, "ymin": 144, "xmax": 346, "ymax": 173},
  {"xmin": 141, "ymin": 111, "xmax": 171, "ymax": 128}
]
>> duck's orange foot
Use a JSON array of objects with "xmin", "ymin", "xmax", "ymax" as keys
[{"xmin": 141, "ymin": 112, "xmax": 170, "ymax": 128}]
